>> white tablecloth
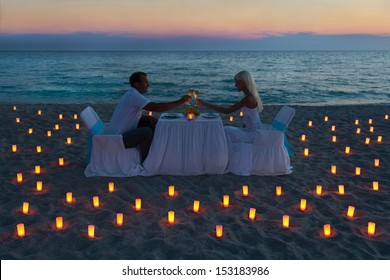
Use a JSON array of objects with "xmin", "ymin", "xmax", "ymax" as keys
[{"xmin": 142, "ymin": 113, "xmax": 228, "ymax": 176}]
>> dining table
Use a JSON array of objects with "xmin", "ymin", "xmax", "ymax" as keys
[{"xmin": 142, "ymin": 112, "xmax": 228, "ymax": 176}]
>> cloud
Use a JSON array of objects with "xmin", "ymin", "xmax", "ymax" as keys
[{"xmin": 0, "ymin": 32, "xmax": 389, "ymax": 51}]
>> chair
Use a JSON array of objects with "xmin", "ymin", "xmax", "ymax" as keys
[
  {"xmin": 80, "ymin": 106, "xmax": 143, "ymax": 177},
  {"xmin": 226, "ymin": 106, "xmax": 295, "ymax": 176}
]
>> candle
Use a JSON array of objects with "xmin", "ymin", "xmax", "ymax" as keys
[
  {"xmin": 365, "ymin": 138, "xmax": 370, "ymax": 144},
  {"xmin": 36, "ymin": 146, "xmax": 42, "ymax": 153},
  {"xmin": 377, "ymin": 136, "xmax": 382, "ymax": 143},
  {"xmin": 367, "ymin": 222, "xmax": 376, "ymax": 236},
  {"xmin": 301, "ymin": 134, "xmax": 306, "ymax": 141},
  {"xmin": 56, "ymin": 216, "xmax": 63, "ymax": 229},
  {"xmin": 276, "ymin": 185, "xmax": 282, "ymax": 196},
  {"xmin": 59, "ymin": 114, "xmax": 63, "ymax": 120},
  {"xmin": 22, "ymin": 202, "xmax": 29, "ymax": 214},
  {"xmin": 116, "ymin": 213, "xmax": 123, "ymax": 226},
  {"xmin": 75, "ymin": 123, "xmax": 80, "ymax": 130},
  {"xmin": 187, "ymin": 113, "xmax": 194, "ymax": 120},
  {"xmin": 223, "ymin": 195, "xmax": 229, "ymax": 208},
  {"xmin": 385, "ymin": 114, "xmax": 389, "ymax": 120},
  {"xmin": 331, "ymin": 165, "xmax": 337, "ymax": 174},
  {"xmin": 35, "ymin": 165, "xmax": 41, "ymax": 174},
  {"xmin": 58, "ymin": 158, "xmax": 64, "ymax": 166},
  {"xmin": 28, "ymin": 128, "xmax": 33, "ymax": 134},
  {"xmin": 345, "ymin": 146, "xmax": 350, "ymax": 154},
  {"xmin": 168, "ymin": 185, "xmax": 175, "ymax": 197},
  {"xmin": 308, "ymin": 120, "xmax": 313, "ymax": 127},
  {"xmin": 17, "ymin": 173, "xmax": 23, "ymax": 183},
  {"xmin": 304, "ymin": 148, "xmax": 309, "ymax": 156},
  {"xmin": 108, "ymin": 182, "xmax": 115, "ymax": 193},
  {"xmin": 74, "ymin": 114, "xmax": 78, "ymax": 120},
  {"xmin": 323, "ymin": 224, "xmax": 331, "ymax": 237},
  {"xmin": 354, "ymin": 119, "xmax": 359, "ymax": 125},
  {"xmin": 47, "ymin": 131, "xmax": 52, "ymax": 137},
  {"xmin": 300, "ymin": 199, "xmax": 307, "ymax": 211},
  {"xmin": 66, "ymin": 192, "xmax": 73, "ymax": 203},
  {"xmin": 369, "ymin": 126, "xmax": 374, "ymax": 133},
  {"xmin": 374, "ymin": 159, "xmax": 380, "ymax": 167},
  {"xmin": 332, "ymin": 135, "xmax": 337, "ymax": 143},
  {"xmin": 229, "ymin": 116, "xmax": 234, "ymax": 122},
  {"xmin": 282, "ymin": 215, "xmax": 290, "ymax": 228},
  {"xmin": 324, "ymin": 116, "xmax": 328, "ymax": 122},
  {"xmin": 316, "ymin": 185, "xmax": 322, "ymax": 196},
  {"xmin": 17, "ymin": 223, "xmax": 25, "ymax": 237},
  {"xmin": 36, "ymin": 181, "xmax": 43, "ymax": 191},
  {"xmin": 66, "ymin": 137, "xmax": 72, "ymax": 144},
  {"xmin": 135, "ymin": 198, "xmax": 142, "ymax": 211},
  {"xmin": 13, "ymin": 105, "xmax": 17, "ymax": 111},
  {"xmin": 148, "ymin": 111, "xmax": 153, "ymax": 117},
  {"xmin": 347, "ymin": 206, "xmax": 355, "ymax": 218},
  {"xmin": 331, "ymin": 125, "xmax": 336, "ymax": 132},
  {"xmin": 38, "ymin": 110, "xmax": 42, "ymax": 115},
  {"xmin": 368, "ymin": 118, "xmax": 373, "ymax": 124},
  {"xmin": 372, "ymin": 181, "xmax": 379, "ymax": 191},
  {"xmin": 239, "ymin": 111, "xmax": 243, "ymax": 117},
  {"xmin": 355, "ymin": 167, "xmax": 361, "ymax": 176},
  {"xmin": 93, "ymin": 196, "xmax": 100, "ymax": 208},
  {"xmin": 242, "ymin": 185, "xmax": 249, "ymax": 197},
  {"xmin": 88, "ymin": 225, "xmax": 95, "ymax": 238},
  {"xmin": 16, "ymin": 117, "xmax": 20, "ymax": 123},
  {"xmin": 168, "ymin": 211, "xmax": 175, "ymax": 224},
  {"xmin": 338, "ymin": 185, "xmax": 345, "ymax": 195},
  {"xmin": 356, "ymin": 128, "xmax": 361, "ymax": 134},
  {"xmin": 249, "ymin": 208, "xmax": 256, "ymax": 221},
  {"xmin": 12, "ymin": 144, "xmax": 17, "ymax": 152},
  {"xmin": 193, "ymin": 200, "xmax": 200, "ymax": 213},
  {"xmin": 54, "ymin": 124, "xmax": 59, "ymax": 130},
  {"xmin": 216, "ymin": 225, "xmax": 223, "ymax": 238}
]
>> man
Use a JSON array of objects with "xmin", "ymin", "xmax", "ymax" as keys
[{"xmin": 107, "ymin": 71, "xmax": 191, "ymax": 161}]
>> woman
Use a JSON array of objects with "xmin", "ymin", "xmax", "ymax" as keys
[{"xmin": 196, "ymin": 70, "xmax": 263, "ymax": 145}]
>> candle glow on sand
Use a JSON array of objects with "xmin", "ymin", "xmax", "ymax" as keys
[
  {"xmin": 12, "ymin": 144, "xmax": 17, "ymax": 152},
  {"xmin": 229, "ymin": 116, "xmax": 234, "ymax": 122},
  {"xmin": 56, "ymin": 216, "xmax": 63, "ymax": 229},
  {"xmin": 58, "ymin": 158, "xmax": 64, "ymax": 166},
  {"xmin": 223, "ymin": 195, "xmax": 229, "ymax": 208},
  {"xmin": 331, "ymin": 165, "xmax": 337, "ymax": 174},
  {"xmin": 35, "ymin": 165, "xmax": 41, "ymax": 174},
  {"xmin": 374, "ymin": 159, "xmax": 380, "ymax": 167},
  {"xmin": 59, "ymin": 114, "xmax": 63, "ymax": 120},
  {"xmin": 368, "ymin": 119, "xmax": 373, "ymax": 124},
  {"xmin": 316, "ymin": 185, "xmax": 322, "ymax": 196},
  {"xmin": 300, "ymin": 199, "xmax": 307, "ymax": 211},
  {"xmin": 168, "ymin": 211, "xmax": 175, "ymax": 224},
  {"xmin": 275, "ymin": 185, "xmax": 282, "ymax": 196},
  {"xmin": 74, "ymin": 114, "xmax": 78, "ymax": 119},
  {"xmin": 17, "ymin": 173, "xmax": 23, "ymax": 183},
  {"xmin": 116, "ymin": 213, "xmax": 123, "ymax": 226},
  {"xmin": 345, "ymin": 146, "xmax": 350, "ymax": 154},
  {"xmin": 282, "ymin": 215, "xmax": 290, "ymax": 228},
  {"xmin": 36, "ymin": 146, "xmax": 42, "ymax": 153},
  {"xmin": 38, "ymin": 110, "xmax": 42, "ymax": 115},
  {"xmin": 365, "ymin": 138, "xmax": 370, "ymax": 144},
  {"xmin": 75, "ymin": 123, "xmax": 80, "ymax": 130},
  {"xmin": 324, "ymin": 116, "xmax": 328, "ymax": 122},
  {"xmin": 216, "ymin": 225, "xmax": 223, "ymax": 238},
  {"xmin": 385, "ymin": 114, "xmax": 389, "ymax": 120},
  {"xmin": 28, "ymin": 128, "xmax": 33, "ymax": 134},
  {"xmin": 338, "ymin": 185, "xmax": 345, "ymax": 195},
  {"xmin": 368, "ymin": 222, "xmax": 376, "ymax": 236},
  {"xmin": 370, "ymin": 126, "xmax": 374, "ymax": 133},
  {"xmin": 356, "ymin": 128, "xmax": 361, "ymax": 134},
  {"xmin": 93, "ymin": 196, "xmax": 100, "ymax": 208},
  {"xmin": 135, "ymin": 198, "xmax": 142, "ymax": 211},
  {"xmin": 168, "ymin": 185, "xmax": 175, "ymax": 197},
  {"xmin": 242, "ymin": 185, "xmax": 249, "ymax": 196},
  {"xmin": 54, "ymin": 124, "xmax": 59, "ymax": 130},
  {"xmin": 66, "ymin": 137, "xmax": 72, "ymax": 144},
  {"xmin": 17, "ymin": 223, "xmax": 25, "ymax": 237},
  {"xmin": 377, "ymin": 136, "xmax": 382, "ymax": 142},
  {"xmin": 88, "ymin": 225, "xmax": 95, "ymax": 238},
  {"xmin": 239, "ymin": 111, "xmax": 243, "ymax": 117},
  {"xmin": 108, "ymin": 182, "xmax": 115, "ymax": 193},
  {"xmin": 16, "ymin": 117, "xmax": 20, "ymax": 123},
  {"xmin": 308, "ymin": 120, "xmax": 313, "ymax": 127},
  {"xmin": 36, "ymin": 181, "xmax": 43, "ymax": 191},
  {"xmin": 193, "ymin": 200, "xmax": 200, "ymax": 213},
  {"xmin": 66, "ymin": 192, "xmax": 73, "ymax": 203},
  {"xmin": 249, "ymin": 208, "xmax": 256, "ymax": 220},
  {"xmin": 304, "ymin": 148, "xmax": 309, "ymax": 156},
  {"xmin": 355, "ymin": 119, "xmax": 359, "ymax": 125},
  {"xmin": 372, "ymin": 181, "xmax": 379, "ymax": 191},
  {"xmin": 323, "ymin": 224, "xmax": 331, "ymax": 237},
  {"xmin": 47, "ymin": 131, "xmax": 52, "ymax": 137},
  {"xmin": 331, "ymin": 125, "xmax": 336, "ymax": 132},
  {"xmin": 332, "ymin": 135, "xmax": 337, "ymax": 142},
  {"xmin": 22, "ymin": 202, "xmax": 29, "ymax": 214},
  {"xmin": 13, "ymin": 106, "xmax": 17, "ymax": 111},
  {"xmin": 355, "ymin": 167, "xmax": 361, "ymax": 176},
  {"xmin": 301, "ymin": 134, "xmax": 306, "ymax": 141},
  {"xmin": 347, "ymin": 206, "xmax": 355, "ymax": 218}
]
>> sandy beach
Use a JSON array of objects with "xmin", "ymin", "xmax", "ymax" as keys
[{"xmin": 0, "ymin": 103, "xmax": 389, "ymax": 260}]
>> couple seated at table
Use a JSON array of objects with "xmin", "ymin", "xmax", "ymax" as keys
[{"xmin": 108, "ymin": 70, "xmax": 263, "ymax": 162}]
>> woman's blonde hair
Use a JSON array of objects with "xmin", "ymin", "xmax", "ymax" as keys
[{"xmin": 234, "ymin": 70, "xmax": 263, "ymax": 112}]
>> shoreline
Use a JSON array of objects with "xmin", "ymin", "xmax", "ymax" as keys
[{"xmin": 1, "ymin": 103, "xmax": 389, "ymax": 259}]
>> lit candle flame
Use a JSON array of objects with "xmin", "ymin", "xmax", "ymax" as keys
[
  {"xmin": 168, "ymin": 185, "xmax": 175, "ymax": 197},
  {"xmin": 331, "ymin": 125, "xmax": 336, "ymax": 132},
  {"xmin": 374, "ymin": 159, "xmax": 380, "ymax": 167},
  {"xmin": 367, "ymin": 222, "xmax": 376, "ymax": 236},
  {"xmin": 168, "ymin": 211, "xmax": 175, "ymax": 224},
  {"xmin": 74, "ymin": 114, "xmax": 78, "ymax": 120},
  {"xmin": 377, "ymin": 136, "xmax": 382, "ymax": 143},
  {"xmin": 66, "ymin": 192, "xmax": 73, "ymax": 203},
  {"xmin": 58, "ymin": 158, "xmax": 64, "ymax": 166},
  {"xmin": 300, "ymin": 199, "xmax": 307, "ymax": 211},
  {"xmin": 13, "ymin": 105, "xmax": 17, "ymax": 110},
  {"xmin": 16, "ymin": 117, "xmax": 20, "ymax": 123},
  {"xmin": 372, "ymin": 181, "xmax": 379, "ymax": 191},
  {"xmin": 331, "ymin": 165, "xmax": 337, "ymax": 174},
  {"xmin": 338, "ymin": 185, "xmax": 345, "ymax": 195},
  {"xmin": 22, "ymin": 202, "xmax": 29, "ymax": 214},
  {"xmin": 347, "ymin": 206, "xmax": 355, "ymax": 218},
  {"xmin": 332, "ymin": 135, "xmax": 337, "ymax": 142},
  {"xmin": 345, "ymin": 146, "xmax": 350, "ymax": 154},
  {"xmin": 93, "ymin": 196, "xmax": 100, "ymax": 208},
  {"xmin": 356, "ymin": 128, "xmax": 361, "ymax": 134},
  {"xmin": 66, "ymin": 137, "xmax": 72, "ymax": 144},
  {"xmin": 59, "ymin": 114, "xmax": 63, "ymax": 119},
  {"xmin": 36, "ymin": 146, "xmax": 42, "ymax": 153},
  {"xmin": 216, "ymin": 225, "xmax": 223, "ymax": 238},
  {"xmin": 242, "ymin": 185, "xmax": 249, "ymax": 197},
  {"xmin": 365, "ymin": 138, "xmax": 370, "ymax": 145},
  {"xmin": 135, "ymin": 198, "xmax": 142, "ymax": 211},
  {"xmin": 187, "ymin": 113, "xmax": 194, "ymax": 120},
  {"xmin": 324, "ymin": 116, "xmax": 328, "ymax": 122},
  {"xmin": 28, "ymin": 128, "xmax": 33, "ymax": 134},
  {"xmin": 304, "ymin": 148, "xmax": 309, "ymax": 156},
  {"xmin": 193, "ymin": 200, "xmax": 200, "ymax": 213},
  {"xmin": 301, "ymin": 134, "xmax": 306, "ymax": 141},
  {"xmin": 223, "ymin": 195, "xmax": 229, "ymax": 208},
  {"xmin": 17, "ymin": 223, "xmax": 25, "ymax": 237},
  {"xmin": 355, "ymin": 119, "xmax": 359, "ymax": 125},
  {"xmin": 276, "ymin": 186, "xmax": 282, "ymax": 197},
  {"xmin": 308, "ymin": 120, "xmax": 313, "ymax": 127},
  {"xmin": 355, "ymin": 167, "xmax": 361, "ymax": 176},
  {"xmin": 368, "ymin": 119, "xmax": 373, "ymax": 124},
  {"xmin": 116, "ymin": 213, "xmax": 123, "ymax": 226},
  {"xmin": 229, "ymin": 116, "xmax": 234, "ymax": 122},
  {"xmin": 47, "ymin": 131, "xmax": 52, "ymax": 137},
  {"xmin": 17, "ymin": 173, "xmax": 23, "ymax": 183},
  {"xmin": 54, "ymin": 124, "xmax": 59, "ymax": 130},
  {"xmin": 36, "ymin": 181, "xmax": 43, "ymax": 191},
  {"xmin": 88, "ymin": 225, "xmax": 95, "ymax": 238},
  {"xmin": 385, "ymin": 114, "xmax": 389, "ymax": 120},
  {"xmin": 35, "ymin": 165, "xmax": 41, "ymax": 174},
  {"xmin": 148, "ymin": 111, "xmax": 153, "ymax": 117},
  {"xmin": 75, "ymin": 123, "xmax": 80, "ymax": 130},
  {"xmin": 239, "ymin": 111, "xmax": 243, "ymax": 117},
  {"xmin": 369, "ymin": 126, "xmax": 374, "ymax": 133},
  {"xmin": 249, "ymin": 208, "xmax": 256, "ymax": 221},
  {"xmin": 56, "ymin": 216, "xmax": 63, "ymax": 229},
  {"xmin": 282, "ymin": 215, "xmax": 290, "ymax": 228},
  {"xmin": 108, "ymin": 182, "xmax": 115, "ymax": 193},
  {"xmin": 38, "ymin": 110, "xmax": 42, "ymax": 115},
  {"xmin": 12, "ymin": 144, "xmax": 17, "ymax": 152},
  {"xmin": 316, "ymin": 185, "xmax": 322, "ymax": 196},
  {"xmin": 323, "ymin": 224, "xmax": 331, "ymax": 237}
]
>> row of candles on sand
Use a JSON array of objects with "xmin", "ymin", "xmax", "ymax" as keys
[
  {"xmin": 16, "ymin": 184, "xmax": 378, "ymax": 238},
  {"xmin": 307, "ymin": 114, "xmax": 389, "ymax": 127}
]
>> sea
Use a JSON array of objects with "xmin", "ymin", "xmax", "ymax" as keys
[{"xmin": 1, "ymin": 51, "xmax": 390, "ymax": 106}]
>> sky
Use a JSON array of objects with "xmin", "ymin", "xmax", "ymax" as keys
[{"xmin": 1, "ymin": 0, "xmax": 390, "ymax": 50}]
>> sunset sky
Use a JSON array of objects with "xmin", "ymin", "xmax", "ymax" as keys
[{"xmin": 1, "ymin": 0, "xmax": 390, "ymax": 50}]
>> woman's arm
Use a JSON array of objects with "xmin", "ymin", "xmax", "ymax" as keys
[{"xmin": 196, "ymin": 95, "xmax": 256, "ymax": 114}]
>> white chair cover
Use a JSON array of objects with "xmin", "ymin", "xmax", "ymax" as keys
[{"xmin": 80, "ymin": 106, "xmax": 143, "ymax": 177}]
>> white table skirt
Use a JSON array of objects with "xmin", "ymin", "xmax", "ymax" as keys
[{"xmin": 142, "ymin": 113, "xmax": 228, "ymax": 176}]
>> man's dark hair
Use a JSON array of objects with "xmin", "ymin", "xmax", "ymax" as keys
[{"xmin": 129, "ymin": 72, "xmax": 147, "ymax": 87}]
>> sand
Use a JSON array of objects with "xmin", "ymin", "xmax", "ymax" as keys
[{"xmin": 0, "ymin": 103, "xmax": 389, "ymax": 260}]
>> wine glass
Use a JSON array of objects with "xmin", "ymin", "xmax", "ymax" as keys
[{"xmin": 193, "ymin": 90, "xmax": 198, "ymax": 106}]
